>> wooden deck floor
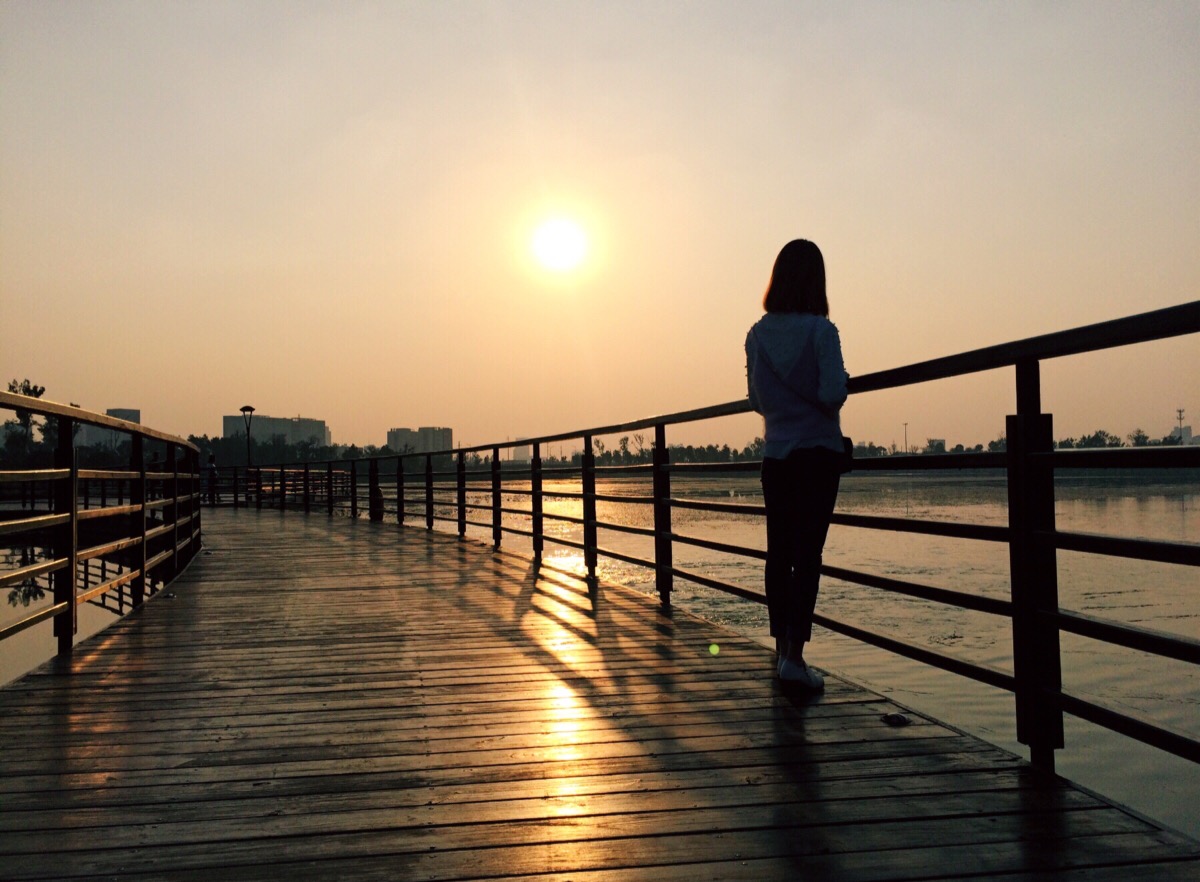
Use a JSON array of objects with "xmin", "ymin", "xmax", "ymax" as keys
[{"xmin": 1, "ymin": 509, "xmax": 1197, "ymax": 881}]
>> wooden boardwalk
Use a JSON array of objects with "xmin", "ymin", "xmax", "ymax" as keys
[{"xmin": 1, "ymin": 509, "xmax": 1197, "ymax": 881}]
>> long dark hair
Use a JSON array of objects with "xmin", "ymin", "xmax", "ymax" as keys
[{"xmin": 762, "ymin": 239, "xmax": 828, "ymax": 316}]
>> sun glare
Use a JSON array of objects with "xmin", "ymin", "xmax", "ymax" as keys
[{"xmin": 531, "ymin": 218, "xmax": 588, "ymax": 272}]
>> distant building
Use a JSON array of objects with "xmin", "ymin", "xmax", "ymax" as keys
[
  {"xmin": 386, "ymin": 426, "xmax": 452, "ymax": 454},
  {"xmin": 1171, "ymin": 425, "xmax": 1195, "ymax": 445},
  {"xmin": 509, "ymin": 439, "xmax": 531, "ymax": 462},
  {"xmin": 78, "ymin": 408, "xmax": 141, "ymax": 449},
  {"xmin": 223, "ymin": 414, "xmax": 331, "ymax": 447}
]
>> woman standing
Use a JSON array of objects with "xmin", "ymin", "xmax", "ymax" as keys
[{"xmin": 745, "ymin": 239, "xmax": 848, "ymax": 687}]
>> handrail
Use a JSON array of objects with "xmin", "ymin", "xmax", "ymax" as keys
[
  {"xmin": 161, "ymin": 301, "xmax": 1200, "ymax": 776},
  {"xmin": 1, "ymin": 397, "xmax": 202, "ymax": 660}
]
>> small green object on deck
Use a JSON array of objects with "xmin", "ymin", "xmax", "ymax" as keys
[{"xmin": 709, "ymin": 643, "xmax": 720, "ymax": 655}]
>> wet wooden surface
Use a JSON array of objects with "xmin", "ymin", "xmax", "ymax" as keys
[{"xmin": 1, "ymin": 507, "xmax": 1197, "ymax": 880}]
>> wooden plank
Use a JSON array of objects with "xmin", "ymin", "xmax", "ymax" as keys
[{"xmin": 0, "ymin": 507, "xmax": 1194, "ymax": 882}]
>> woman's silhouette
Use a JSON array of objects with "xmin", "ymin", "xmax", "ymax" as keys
[{"xmin": 745, "ymin": 239, "xmax": 848, "ymax": 687}]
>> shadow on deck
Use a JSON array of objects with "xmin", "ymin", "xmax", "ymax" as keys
[{"xmin": 0, "ymin": 508, "xmax": 1196, "ymax": 880}]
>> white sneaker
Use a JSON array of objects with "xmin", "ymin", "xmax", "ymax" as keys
[{"xmin": 778, "ymin": 657, "xmax": 824, "ymax": 690}]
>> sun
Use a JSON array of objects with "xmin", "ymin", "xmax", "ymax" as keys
[{"xmin": 531, "ymin": 217, "xmax": 588, "ymax": 272}]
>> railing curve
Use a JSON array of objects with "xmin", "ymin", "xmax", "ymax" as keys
[{"xmin": 0, "ymin": 394, "xmax": 201, "ymax": 657}]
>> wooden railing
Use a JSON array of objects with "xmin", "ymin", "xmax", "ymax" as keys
[
  {"xmin": 222, "ymin": 301, "xmax": 1200, "ymax": 772},
  {"xmin": 0, "ymin": 397, "xmax": 201, "ymax": 655}
]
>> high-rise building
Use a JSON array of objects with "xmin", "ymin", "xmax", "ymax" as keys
[
  {"xmin": 222, "ymin": 414, "xmax": 331, "ymax": 446},
  {"xmin": 386, "ymin": 426, "xmax": 452, "ymax": 454},
  {"xmin": 78, "ymin": 408, "xmax": 141, "ymax": 449}
]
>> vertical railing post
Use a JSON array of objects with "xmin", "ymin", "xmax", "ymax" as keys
[
  {"xmin": 1007, "ymin": 357, "xmax": 1064, "ymax": 772},
  {"xmin": 582, "ymin": 435, "xmax": 598, "ymax": 588},
  {"xmin": 131, "ymin": 435, "xmax": 147, "ymax": 607},
  {"xmin": 326, "ymin": 463, "xmax": 334, "ymax": 516},
  {"xmin": 531, "ymin": 442, "xmax": 544, "ymax": 561},
  {"xmin": 233, "ymin": 466, "xmax": 240, "ymax": 509},
  {"xmin": 456, "ymin": 451, "xmax": 467, "ymax": 538},
  {"xmin": 369, "ymin": 458, "xmax": 383, "ymax": 522},
  {"xmin": 52, "ymin": 417, "xmax": 78, "ymax": 656},
  {"xmin": 255, "ymin": 467, "xmax": 263, "ymax": 510},
  {"xmin": 350, "ymin": 461, "xmax": 359, "ymax": 520},
  {"xmin": 279, "ymin": 465, "xmax": 286, "ymax": 510},
  {"xmin": 491, "ymin": 446, "xmax": 502, "ymax": 548},
  {"xmin": 653, "ymin": 423, "xmax": 673, "ymax": 609},
  {"xmin": 424, "ymin": 454, "xmax": 434, "ymax": 530},
  {"xmin": 167, "ymin": 445, "xmax": 179, "ymax": 579},
  {"xmin": 303, "ymin": 463, "xmax": 311, "ymax": 513},
  {"xmin": 188, "ymin": 448, "xmax": 201, "ymax": 562},
  {"xmin": 397, "ymin": 457, "xmax": 406, "ymax": 525}
]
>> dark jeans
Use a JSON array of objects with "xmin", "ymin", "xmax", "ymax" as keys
[{"xmin": 761, "ymin": 447, "xmax": 841, "ymax": 644}]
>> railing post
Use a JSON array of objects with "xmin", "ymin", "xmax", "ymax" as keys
[
  {"xmin": 582, "ymin": 435, "xmax": 598, "ymax": 587},
  {"xmin": 131, "ymin": 435, "xmax": 147, "ymax": 606},
  {"xmin": 424, "ymin": 455, "xmax": 434, "ymax": 530},
  {"xmin": 531, "ymin": 442, "xmax": 544, "ymax": 561},
  {"xmin": 233, "ymin": 466, "xmax": 240, "ymax": 509},
  {"xmin": 52, "ymin": 417, "xmax": 78, "ymax": 656},
  {"xmin": 303, "ymin": 463, "xmax": 311, "ymax": 513},
  {"xmin": 255, "ymin": 467, "xmax": 263, "ymax": 510},
  {"xmin": 369, "ymin": 458, "xmax": 383, "ymax": 522},
  {"xmin": 1007, "ymin": 357, "xmax": 1064, "ymax": 772},
  {"xmin": 456, "ymin": 451, "xmax": 466, "ymax": 538},
  {"xmin": 279, "ymin": 465, "xmax": 287, "ymax": 509},
  {"xmin": 326, "ymin": 463, "xmax": 334, "ymax": 516},
  {"xmin": 349, "ymin": 461, "xmax": 359, "ymax": 520},
  {"xmin": 167, "ymin": 445, "xmax": 179, "ymax": 579},
  {"xmin": 491, "ymin": 446, "xmax": 502, "ymax": 549},
  {"xmin": 188, "ymin": 448, "xmax": 201, "ymax": 562},
  {"xmin": 397, "ymin": 457, "xmax": 406, "ymax": 525},
  {"xmin": 653, "ymin": 423, "xmax": 673, "ymax": 609}
]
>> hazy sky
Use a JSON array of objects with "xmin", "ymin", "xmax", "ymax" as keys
[{"xmin": 2, "ymin": 1, "xmax": 1197, "ymax": 452}]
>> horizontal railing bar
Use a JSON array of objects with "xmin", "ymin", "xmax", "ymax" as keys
[
  {"xmin": 851, "ymin": 300, "xmax": 1200, "ymax": 394},
  {"xmin": 76, "ymin": 569, "xmax": 139, "ymax": 606},
  {"xmin": 500, "ymin": 525, "xmax": 536, "ymax": 539},
  {"xmin": 0, "ymin": 558, "xmax": 68, "ymax": 589},
  {"xmin": 77, "ymin": 504, "xmax": 143, "ymax": 521},
  {"xmin": 543, "ymin": 490, "xmax": 585, "ymax": 501},
  {"xmin": 595, "ymin": 521, "xmax": 656, "ymax": 539},
  {"xmin": 78, "ymin": 535, "xmax": 143, "ymax": 563},
  {"xmin": 671, "ymin": 532, "xmax": 767, "ymax": 561},
  {"xmin": 594, "ymin": 464, "xmax": 654, "ymax": 475},
  {"xmin": 144, "ymin": 548, "xmax": 174, "ymax": 573},
  {"xmin": 462, "ymin": 518, "xmax": 493, "ymax": 530},
  {"xmin": 822, "ymin": 565, "xmax": 1014, "ymax": 617},
  {"xmin": 671, "ymin": 566, "xmax": 766, "ymax": 604},
  {"xmin": 78, "ymin": 469, "xmax": 137, "ymax": 480},
  {"xmin": 1051, "ymin": 609, "xmax": 1200, "ymax": 665},
  {"xmin": 813, "ymin": 610, "xmax": 1017, "ymax": 692},
  {"xmin": 145, "ymin": 522, "xmax": 174, "ymax": 541},
  {"xmin": 0, "ymin": 391, "xmax": 199, "ymax": 451},
  {"xmin": 0, "ymin": 602, "xmax": 70, "ymax": 642},
  {"xmin": 1045, "ymin": 446, "xmax": 1200, "ymax": 469},
  {"xmin": 669, "ymin": 497, "xmax": 765, "ymax": 516},
  {"xmin": 0, "ymin": 469, "xmax": 70, "ymax": 483},
  {"xmin": 0, "ymin": 513, "xmax": 70, "ymax": 535},
  {"xmin": 594, "ymin": 493, "xmax": 655, "ymax": 505},
  {"xmin": 668, "ymin": 461, "xmax": 759, "ymax": 474},
  {"xmin": 835, "ymin": 513, "xmax": 1010, "ymax": 543},
  {"xmin": 543, "ymin": 512, "xmax": 585, "ymax": 527},
  {"xmin": 1048, "ymin": 531, "xmax": 1200, "ymax": 566},
  {"xmin": 1055, "ymin": 691, "xmax": 1200, "ymax": 764},
  {"xmin": 848, "ymin": 453, "xmax": 1006, "ymax": 471},
  {"xmin": 595, "ymin": 544, "xmax": 656, "ymax": 571}
]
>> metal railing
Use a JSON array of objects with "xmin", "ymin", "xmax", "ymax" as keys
[
  {"xmin": 221, "ymin": 301, "xmax": 1198, "ymax": 772},
  {"xmin": 0, "ymin": 396, "xmax": 201, "ymax": 655}
]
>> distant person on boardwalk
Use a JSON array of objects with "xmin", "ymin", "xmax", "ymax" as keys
[
  {"xmin": 745, "ymin": 239, "xmax": 848, "ymax": 688},
  {"xmin": 206, "ymin": 454, "xmax": 218, "ymax": 506}
]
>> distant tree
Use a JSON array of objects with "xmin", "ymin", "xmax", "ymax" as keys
[
  {"xmin": 1056, "ymin": 437, "xmax": 1076, "ymax": 449},
  {"xmin": 5, "ymin": 378, "xmax": 45, "ymax": 452},
  {"xmin": 950, "ymin": 443, "xmax": 965, "ymax": 454},
  {"xmin": 1127, "ymin": 428, "xmax": 1150, "ymax": 447},
  {"xmin": 1077, "ymin": 429, "xmax": 1122, "ymax": 449},
  {"xmin": 987, "ymin": 435, "xmax": 1007, "ymax": 453},
  {"xmin": 1159, "ymin": 433, "xmax": 1182, "ymax": 446},
  {"xmin": 923, "ymin": 438, "xmax": 946, "ymax": 455}
]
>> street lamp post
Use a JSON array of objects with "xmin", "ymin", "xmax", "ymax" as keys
[
  {"xmin": 903, "ymin": 422, "xmax": 908, "ymax": 455},
  {"xmin": 240, "ymin": 405, "xmax": 255, "ymax": 466}
]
